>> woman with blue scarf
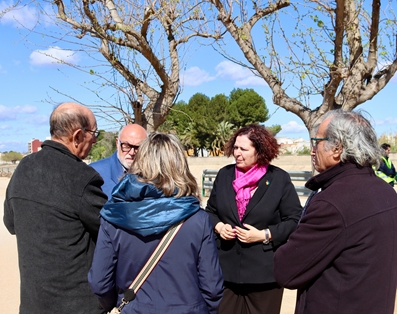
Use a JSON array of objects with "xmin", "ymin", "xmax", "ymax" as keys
[{"xmin": 89, "ymin": 133, "xmax": 223, "ymax": 313}]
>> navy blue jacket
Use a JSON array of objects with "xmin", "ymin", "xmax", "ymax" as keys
[
  {"xmin": 90, "ymin": 151, "xmax": 124, "ymax": 199},
  {"xmin": 88, "ymin": 175, "xmax": 224, "ymax": 314}
]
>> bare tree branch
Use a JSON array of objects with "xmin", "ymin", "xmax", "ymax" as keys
[
  {"xmin": 207, "ymin": 0, "xmax": 397, "ymax": 134},
  {"xmin": 49, "ymin": 0, "xmax": 222, "ymax": 131}
]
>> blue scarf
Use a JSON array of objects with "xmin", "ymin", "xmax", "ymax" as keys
[{"xmin": 100, "ymin": 174, "xmax": 201, "ymax": 236}]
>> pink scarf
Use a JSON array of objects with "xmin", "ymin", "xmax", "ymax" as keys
[{"xmin": 233, "ymin": 164, "xmax": 268, "ymax": 221}]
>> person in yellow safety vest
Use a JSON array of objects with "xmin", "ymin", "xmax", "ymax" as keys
[{"xmin": 375, "ymin": 143, "xmax": 396, "ymax": 187}]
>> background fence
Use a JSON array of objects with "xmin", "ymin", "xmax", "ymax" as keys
[{"xmin": 202, "ymin": 169, "xmax": 312, "ymax": 197}]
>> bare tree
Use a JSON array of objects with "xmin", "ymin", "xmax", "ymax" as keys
[
  {"xmin": 207, "ymin": 0, "xmax": 397, "ymax": 135},
  {"xmin": 48, "ymin": 0, "xmax": 221, "ymax": 131}
]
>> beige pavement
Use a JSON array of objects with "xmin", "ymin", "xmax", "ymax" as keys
[{"xmin": 1, "ymin": 154, "xmax": 397, "ymax": 313}]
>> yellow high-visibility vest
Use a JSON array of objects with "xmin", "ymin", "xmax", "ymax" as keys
[{"xmin": 373, "ymin": 157, "xmax": 395, "ymax": 184}]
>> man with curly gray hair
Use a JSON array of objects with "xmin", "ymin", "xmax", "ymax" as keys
[{"xmin": 274, "ymin": 110, "xmax": 397, "ymax": 314}]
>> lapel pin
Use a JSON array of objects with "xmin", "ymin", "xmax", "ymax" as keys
[{"xmin": 266, "ymin": 180, "xmax": 270, "ymax": 185}]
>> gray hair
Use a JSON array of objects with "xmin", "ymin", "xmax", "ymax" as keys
[{"xmin": 322, "ymin": 109, "xmax": 381, "ymax": 168}]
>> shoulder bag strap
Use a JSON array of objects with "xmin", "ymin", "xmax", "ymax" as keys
[{"xmin": 115, "ymin": 221, "xmax": 184, "ymax": 312}]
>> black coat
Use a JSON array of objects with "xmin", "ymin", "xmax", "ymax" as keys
[
  {"xmin": 3, "ymin": 140, "xmax": 108, "ymax": 314},
  {"xmin": 205, "ymin": 164, "xmax": 302, "ymax": 284}
]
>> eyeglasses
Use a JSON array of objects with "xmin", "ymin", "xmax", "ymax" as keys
[
  {"xmin": 311, "ymin": 137, "xmax": 329, "ymax": 147},
  {"xmin": 84, "ymin": 128, "xmax": 100, "ymax": 138},
  {"xmin": 118, "ymin": 140, "xmax": 139, "ymax": 153}
]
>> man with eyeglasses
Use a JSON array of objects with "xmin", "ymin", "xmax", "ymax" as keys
[
  {"xmin": 3, "ymin": 102, "xmax": 108, "ymax": 314},
  {"xmin": 90, "ymin": 124, "xmax": 148, "ymax": 199},
  {"xmin": 274, "ymin": 110, "xmax": 397, "ymax": 314}
]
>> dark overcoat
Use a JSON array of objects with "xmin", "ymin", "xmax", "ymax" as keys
[
  {"xmin": 205, "ymin": 164, "xmax": 302, "ymax": 284},
  {"xmin": 3, "ymin": 140, "xmax": 108, "ymax": 314},
  {"xmin": 274, "ymin": 162, "xmax": 397, "ymax": 314}
]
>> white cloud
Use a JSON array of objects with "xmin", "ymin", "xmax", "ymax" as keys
[
  {"xmin": 233, "ymin": 75, "xmax": 267, "ymax": 87},
  {"xmin": 0, "ymin": 104, "xmax": 38, "ymax": 121},
  {"xmin": 30, "ymin": 47, "xmax": 80, "ymax": 66},
  {"xmin": 181, "ymin": 61, "xmax": 267, "ymax": 87},
  {"xmin": 18, "ymin": 105, "xmax": 37, "ymax": 114},
  {"xmin": 374, "ymin": 117, "xmax": 397, "ymax": 126},
  {"xmin": 1, "ymin": 2, "xmax": 54, "ymax": 28},
  {"xmin": 0, "ymin": 105, "xmax": 17, "ymax": 120},
  {"xmin": 0, "ymin": 2, "xmax": 38, "ymax": 28},
  {"xmin": 26, "ymin": 114, "xmax": 49, "ymax": 125},
  {"xmin": 0, "ymin": 125, "xmax": 11, "ymax": 130},
  {"xmin": 182, "ymin": 66, "xmax": 216, "ymax": 86},
  {"xmin": 215, "ymin": 61, "xmax": 267, "ymax": 87},
  {"xmin": 279, "ymin": 121, "xmax": 307, "ymax": 134}
]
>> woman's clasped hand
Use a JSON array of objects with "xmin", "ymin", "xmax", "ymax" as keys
[{"xmin": 216, "ymin": 222, "xmax": 269, "ymax": 243}]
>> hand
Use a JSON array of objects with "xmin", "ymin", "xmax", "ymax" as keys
[
  {"xmin": 215, "ymin": 222, "xmax": 236, "ymax": 240},
  {"xmin": 235, "ymin": 224, "xmax": 266, "ymax": 243}
]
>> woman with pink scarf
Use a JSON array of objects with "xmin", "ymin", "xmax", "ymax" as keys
[{"xmin": 205, "ymin": 124, "xmax": 302, "ymax": 314}]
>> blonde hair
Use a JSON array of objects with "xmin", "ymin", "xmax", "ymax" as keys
[{"xmin": 129, "ymin": 133, "xmax": 200, "ymax": 199}]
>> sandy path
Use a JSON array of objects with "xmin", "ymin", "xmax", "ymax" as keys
[
  {"xmin": 1, "ymin": 154, "xmax": 396, "ymax": 313},
  {"xmin": 0, "ymin": 178, "xmax": 19, "ymax": 313}
]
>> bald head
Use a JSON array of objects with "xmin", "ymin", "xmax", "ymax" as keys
[
  {"xmin": 50, "ymin": 102, "xmax": 98, "ymax": 159},
  {"xmin": 117, "ymin": 124, "xmax": 148, "ymax": 169},
  {"xmin": 119, "ymin": 124, "xmax": 147, "ymax": 140},
  {"xmin": 50, "ymin": 102, "xmax": 95, "ymax": 139}
]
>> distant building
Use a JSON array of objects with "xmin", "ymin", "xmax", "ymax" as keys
[
  {"xmin": 28, "ymin": 139, "xmax": 43, "ymax": 154},
  {"xmin": 276, "ymin": 137, "xmax": 310, "ymax": 154}
]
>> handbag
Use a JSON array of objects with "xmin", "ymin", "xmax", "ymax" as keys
[{"xmin": 108, "ymin": 221, "xmax": 184, "ymax": 314}]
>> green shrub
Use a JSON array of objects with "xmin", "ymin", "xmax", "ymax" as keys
[
  {"xmin": 297, "ymin": 147, "xmax": 311, "ymax": 155},
  {"xmin": 378, "ymin": 133, "xmax": 397, "ymax": 152}
]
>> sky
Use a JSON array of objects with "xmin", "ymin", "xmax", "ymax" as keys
[{"xmin": 1, "ymin": 1, "xmax": 397, "ymax": 153}]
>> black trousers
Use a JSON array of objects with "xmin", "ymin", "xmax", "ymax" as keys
[{"xmin": 219, "ymin": 282, "xmax": 284, "ymax": 314}]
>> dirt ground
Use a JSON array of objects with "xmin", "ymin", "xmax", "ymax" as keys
[{"xmin": 1, "ymin": 154, "xmax": 396, "ymax": 313}]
